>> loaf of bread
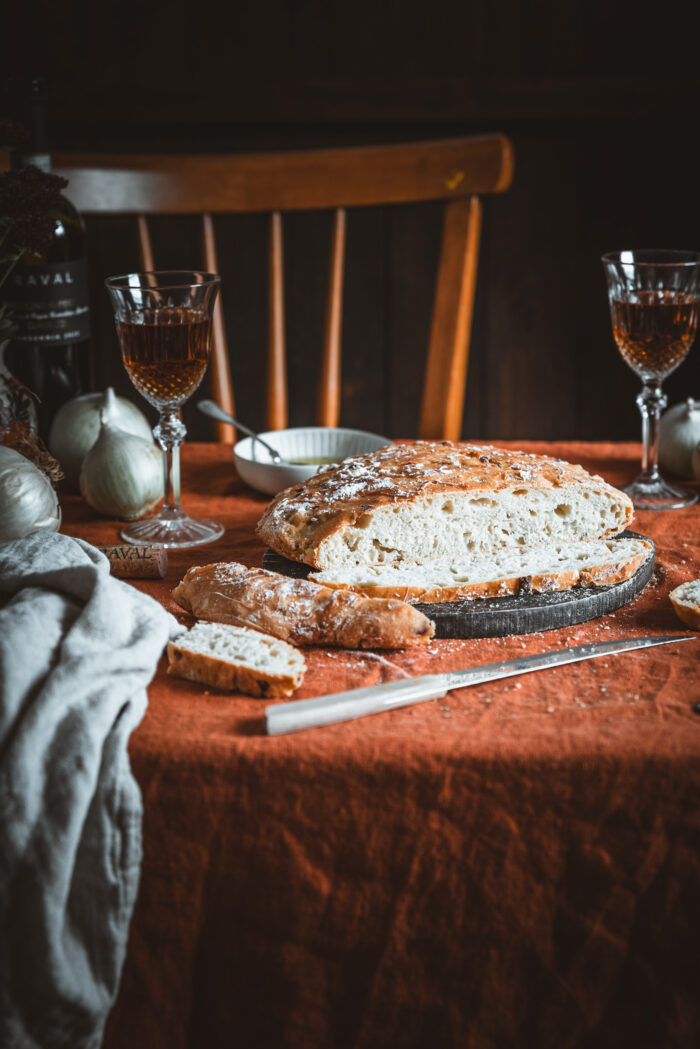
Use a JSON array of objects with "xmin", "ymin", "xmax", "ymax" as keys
[
  {"xmin": 257, "ymin": 442, "xmax": 634, "ymax": 570},
  {"xmin": 172, "ymin": 561, "xmax": 435, "ymax": 649},
  {"xmin": 167, "ymin": 622, "xmax": 306, "ymax": 697},
  {"xmin": 669, "ymin": 579, "xmax": 700, "ymax": 629},
  {"xmin": 309, "ymin": 536, "xmax": 652, "ymax": 602}
]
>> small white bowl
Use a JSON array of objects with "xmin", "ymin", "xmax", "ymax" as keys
[{"xmin": 233, "ymin": 426, "xmax": 391, "ymax": 495}]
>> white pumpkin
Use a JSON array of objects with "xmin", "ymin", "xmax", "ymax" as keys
[
  {"xmin": 691, "ymin": 440, "xmax": 700, "ymax": 484},
  {"xmin": 0, "ymin": 445, "xmax": 61, "ymax": 542},
  {"xmin": 49, "ymin": 387, "xmax": 153, "ymax": 487},
  {"xmin": 658, "ymin": 398, "xmax": 700, "ymax": 479},
  {"xmin": 79, "ymin": 415, "xmax": 163, "ymax": 520}
]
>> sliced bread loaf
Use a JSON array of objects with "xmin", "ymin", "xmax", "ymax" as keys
[
  {"xmin": 669, "ymin": 579, "xmax": 700, "ymax": 629},
  {"xmin": 257, "ymin": 442, "xmax": 634, "ymax": 570},
  {"xmin": 309, "ymin": 537, "xmax": 652, "ymax": 603},
  {"xmin": 167, "ymin": 621, "xmax": 306, "ymax": 697}
]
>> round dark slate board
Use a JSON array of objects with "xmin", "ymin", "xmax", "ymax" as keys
[{"xmin": 261, "ymin": 531, "xmax": 655, "ymax": 639}]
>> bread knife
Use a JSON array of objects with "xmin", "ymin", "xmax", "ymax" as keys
[{"xmin": 265, "ymin": 634, "xmax": 693, "ymax": 736}]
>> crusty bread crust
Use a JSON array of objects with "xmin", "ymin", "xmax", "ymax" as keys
[
  {"xmin": 257, "ymin": 442, "xmax": 635, "ymax": 568},
  {"xmin": 166, "ymin": 642, "xmax": 303, "ymax": 697},
  {"xmin": 669, "ymin": 602, "xmax": 700, "ymax": 630},
  {"xmin": 309, "ymin": 542, "xmax": 651, "ymax": 603},
  {"xmin": 172, "ymin": 561, "xmax": 435, "ymax": 649},
  {"xmin": 669, "ymin": 581, "xmax": 700, "ymax": 630}
]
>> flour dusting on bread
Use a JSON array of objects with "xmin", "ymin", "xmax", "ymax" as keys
[
  {"xmin": 173, "ymin": 561, "xmax": 435, "ymax": 649},
  {"xmin": 257, "ymin": 442, "xmax": 634, "ymax": 570}
]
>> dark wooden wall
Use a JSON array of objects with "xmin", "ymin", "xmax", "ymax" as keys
[{"xmin": 4, "ymin": 1, "xmax": 700, "ymax": 442}]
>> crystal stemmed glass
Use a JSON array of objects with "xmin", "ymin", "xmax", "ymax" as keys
[
  {"xmin": 105, "ymin": 271, "xmax": 224, "ymax": 547},
  {"xmin": 602, "ymin": 250, "xmax": 700, "ymax": 509}
]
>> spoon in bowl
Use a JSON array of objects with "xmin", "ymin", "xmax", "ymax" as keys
[{"xmin": 197, "ymin": 400, "xmax": 287, "ymax": 464}]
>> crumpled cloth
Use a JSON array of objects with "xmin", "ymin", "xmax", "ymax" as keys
[{"xmin": 0, "ymin": 531, "xmax": 182, "ymax": 1049}]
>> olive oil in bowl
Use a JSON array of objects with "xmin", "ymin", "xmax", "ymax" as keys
[{"xmin": 287, "ymin": 456, "xmax": 339, "ymax": 466}]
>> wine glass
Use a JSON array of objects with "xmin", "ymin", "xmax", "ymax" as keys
[
  {"xmin": 602, "ymin": 250, "xmax": 700, "ymax": 509},
  {"xmin": 105, "ymin": 271, "xmax": 225, "ymax": 547}
]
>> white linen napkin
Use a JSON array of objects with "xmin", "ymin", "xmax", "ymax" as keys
[{"xmin": 0, "ymin": 531, "xmax": 183, "ymax": 1049}]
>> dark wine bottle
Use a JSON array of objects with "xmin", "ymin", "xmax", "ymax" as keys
[{"xmin": 2, "ymin": 78, "xmax": 91, "ymax": 437}]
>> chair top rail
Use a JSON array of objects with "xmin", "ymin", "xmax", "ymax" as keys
[{"xmin": 48, "ymin": 135, "xmax": 514, "ymax": 214}]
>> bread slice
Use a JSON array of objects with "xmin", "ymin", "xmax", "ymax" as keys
[
  {"xmin": 669, "ymin": 579, "xmax": 700, "ymax": 629},
  {"xmin": 167, "ymin": 621, "xmax": 306, "ymax": 697},
  {"xmin": 172, "ymin": 561, "xmax": 435, "ymax": 650},
  {"xmin": 257, "ymin": 442, "xmax": 634, "ymax": 570},
  {"xmin": 309, "ymin": 537, "xmax": 652, "ymax": 603}
]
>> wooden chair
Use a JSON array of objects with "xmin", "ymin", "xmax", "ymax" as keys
[{"xmin": 53, "ymin": 137, "xmax": 514, "ymax": 442}]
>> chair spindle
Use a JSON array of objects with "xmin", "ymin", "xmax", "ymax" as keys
[
  {"xmin": 202, "ymin": 213, "xmax": 235, "ymax": 442},
  {"xmin": 267, "ymin": 211, "xmax": 288, "ymax": 430},
  {"xmin": 419, "ymin": 195, "xmax": 482, "ymax": 442},
  {"xmin": 136, "ymin": 215, "xmax": 155, "ymax": 271},
  {"xmin": 317, "ymin": 207, "xmax": 346, "ymax": 428}
]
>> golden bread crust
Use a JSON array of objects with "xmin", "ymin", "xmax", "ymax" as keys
[
  {"xmin": 172, "ymin": 561, "xmax": 435, "ymax": 649},
  {"xmin": 309, "ymin": 543, "xmax": 651, "ymax": 603},
  {"xmin": 256, "ymin": 442, "xmax": 634, "ymax": 567},
  {"xmin": 669, "ymin": 581, "xmax": 700, "ymax": 630}
]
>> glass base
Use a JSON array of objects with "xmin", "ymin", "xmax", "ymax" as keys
[
  {"xmin": 121, "ymin": 509, "xmax": 225, "ymax": 548},
  {"xmin": 622, "ymin": 473, "xmax": 698, "ymax": 510}
]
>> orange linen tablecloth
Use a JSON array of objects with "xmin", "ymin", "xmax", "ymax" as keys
[{"xmin": 60, "ymin": 442, "xmax": 700, "ymax": 1049}]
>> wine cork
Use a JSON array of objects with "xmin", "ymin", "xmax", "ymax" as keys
[{"xmin": 98, "ymin": 544, "xmax": 168, "ymax": 579}]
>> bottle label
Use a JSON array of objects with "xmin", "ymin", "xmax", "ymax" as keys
[{"xmin": 4, "ymin": 258, "xmax": 91, "ymax": 345}]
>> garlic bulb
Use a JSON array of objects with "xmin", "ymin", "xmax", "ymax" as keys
[
  {"xmin": 0, "ymin": 445, "xmax": 61, "ymax": 543},
  {"xmin": 49, "ymin": 387, "xmax": 153, "ymax": 487},
  {"xmin": 658, "ymin": 398, "xmax": 700, "ymax": 479},
  {"xmin": 80, "ymin": 416, "xmax": 164, "ymax": 520}
]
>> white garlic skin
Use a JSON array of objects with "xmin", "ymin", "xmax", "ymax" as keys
[
  {"xmin": 658, "ymin": 398, "xmax": 700, "ymax": 479},
  {"xmin": 0, "ymin": 445, "xmax": 61, "ymax": 542},
  {"xmin": 49, "ymin": 386, "xmax": 153, "ymax": 487},
  {"xmin": 80, "ymin": 418, "xmax": 164, "ymax": 520}
]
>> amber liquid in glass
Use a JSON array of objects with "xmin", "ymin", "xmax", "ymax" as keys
[
  {"xmin": 611, "ymin": 290, "xmax": 699, "ymax": 378},
  {"xmin": 118, "ymin": 307, "xmax": 212, "ymax": 406}
]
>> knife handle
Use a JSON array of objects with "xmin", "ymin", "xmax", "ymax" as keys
[{"xmin": 265, "ymin": 674, "xmax": 449, "ymax": 736}]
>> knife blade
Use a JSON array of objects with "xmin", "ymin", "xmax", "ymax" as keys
[{"xmin": 265, "ymin": 634, "xmax": 693, "ymax": 736}]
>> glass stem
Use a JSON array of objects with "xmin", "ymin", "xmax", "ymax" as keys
[
  {"xmin": 636, "ymin": 381, "xmax": 666, "ymax": 482},
  {"xmin": 154, "ymin": 408, "xmax": 187, "ymax": 518}
]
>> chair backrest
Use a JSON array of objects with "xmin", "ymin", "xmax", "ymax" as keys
[{"xmin": 53, "ymin": 136, "xmax": 514, "ymax": 442}]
